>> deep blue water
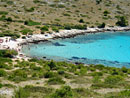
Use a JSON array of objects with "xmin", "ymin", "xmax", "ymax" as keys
[{"xmin": 22, "ymin": 31, "xmax": 130, "ymax": 68}]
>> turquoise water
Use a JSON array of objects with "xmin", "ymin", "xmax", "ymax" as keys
[{"xmin": 22, "ymin": 31, "xmax": 130, "ymax": 68}]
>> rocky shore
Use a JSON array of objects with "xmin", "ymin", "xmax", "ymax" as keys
[
  {"xmin": 1, "ymin": 26, "xmax": 130, "ymax": 51},
  {"xmin": 21, "ymin": 26, "xmax": 130, "ymax": 44},
  {"xmin": 0, "ymin": 26, "xmax": 130, "ymax": 59}
]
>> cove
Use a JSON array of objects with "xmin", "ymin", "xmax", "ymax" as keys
[{"xmin": 22, "ymin": 31, "xmax": 130, "ymax": 68}]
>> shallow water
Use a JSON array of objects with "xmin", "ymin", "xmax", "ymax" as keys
[{"xmin": 22, "ymin": 31, "xmax": 130, "ymax": 68}]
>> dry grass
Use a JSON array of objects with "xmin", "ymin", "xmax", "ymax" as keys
[{"xmin": 0, "ymin": 0, "xmax": 130, "ymax": 34}]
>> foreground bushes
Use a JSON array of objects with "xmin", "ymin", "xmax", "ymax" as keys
[
  {"xmin": 0, "ymin": 50, "xmax": 18, "ymax": 58},
  {"xmin": 44, "ymin": 71, "xmax": 58, "ymax": 78},
  {"xmin": 14, "ymin": 87, "xmax": 30, "ymax": 98},
  {"xmin": 8, "ymin": 69, "xmax": 28, "ymax": 82},
  {"xmin": 0, "ymin": 69, "xmax": 6, "ymax": 77},
  {"xmin": 91, "ymin": 75, "xmax": 124, "ymax": 89},
  {"xmin": 104, "ymin": 75, "xmax": 124, "ymax": 84},
  {"xmin": 106, "ymin": 90, "xmax": 130, "ymax": 98},
  {"xmin": 47, "ymin": 77, "xmax": 65, "ymax": 85},
  {"xmin": 51, "ymin": 86, "xmax": 73, "ymax": 98},
  {"xmin": 13, "ymin": 85, "xmax": 100, "ymax": 98},
  {"xmin": 0, "ymin": 56, "xmax": 129, "ymax": 97}
]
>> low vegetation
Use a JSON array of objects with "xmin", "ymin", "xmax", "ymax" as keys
[{"xmin": 0, "ymin": 50, "xmax": 130, "ymax": 97}]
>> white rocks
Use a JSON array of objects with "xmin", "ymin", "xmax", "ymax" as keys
[
  {"xmin": 1, "ymin": 26, "xmax": 130, "ymax": 51},
  {"xmin": 0, "ymin": 88, "xmax": 13, "ymax": 96}
]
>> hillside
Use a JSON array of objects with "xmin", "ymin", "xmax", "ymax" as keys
[
  {"xmin": 0, "ymin": 0, "xmax": 130, "ymax": 35},
  {"xmin": 0, "ymin": 50, "xmax": 130, "ymax": 98}
]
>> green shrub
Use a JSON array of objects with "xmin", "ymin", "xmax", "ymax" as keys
[
  {"xmin": 25, "ymin": 7, "xmax": 35, "ymax": 12},
  {"xmin": 0, "ymin": 63, "xmax": 11, "ymax": 69},
  {"xmin": 24, "ymin": 85, "xmax": 53, "ymax": 94},
  {"xmin": 121, "ymin": 66, "xmax": 128, "ymax": 73},
  {"xmin": 21, "ymin": 28, "xmax": 32, "ymax": 35},
  {"xmin": 0, "ymin": 50, "xmax": 18, "ymax": 58},
  {"xmin": 96, "ymin": 0, "xmax": 102, "ymax": 4},
  {"xmin": 0, "ymin": 15, "xmax": 6, "ymax": 21},
  {"xmin": 72, "ymin": 25, "xmax": 87, "ymax": 30},
  {"xmin": 8, "ymin": 69, "xmax": 28, "ymax": 82},
  {"xmin": 94, "ymin": 64, "xmax": 105, "ymax": 70},
  {"xmin": 47, "ymin": 77, "xmax": 65, "ymax": 85},
  {"xmin": 79, "ymin": 67, "xmax": 87, "ymax": 75},
  {"xmin": 7, "ymin": 1, "xmax": 13, "ymax": 5},
  {"xmin": 0, "ymin": 57, "xmax": 12, "ymax": 63},
  {"xmin": 0, "ymin": 69, "xmax": 6, "ymax": 77},
  {"xmin": 0, "ymin": 83, "xmax": 3, "ymax": 88},
  {"xmin": 6, "ymin": 17, "xmax": 12, "ymax": 22},
  {"xmin": 103, "ymin": 10, "xmax": 110, "ymax": 16},
  {"xmin": 0, "ymin": 11, "xmax": 8, "ymax": 15},
  {"xmin": 33, "ymin": 0, "xmax": 40, "ymax": 3},
  {"xmin": 58, "ymin": 4, "xmax": 65, "ymax": 8},
  {"xmin": 91, "ymin": 82, "xmax": 116, "ymax": 89},
  {"xmin": 64, "ymin": 24, "xmax": 71, "ymax": 30},
  {"xmin": 69, "ymin": 65, "xmax": 77, "ymax": 72},
  {"xmin": 14, "ymin": 87, "xmax": 30, "ymax": 98},
  {"xmin": 107, "ymin": 90, "xmax": 130, "ymax": 98},
  {"xmin": 91, "ymin": 72, "xmax": 103, "ymax": 76},
  {"xmin": 22, "ymin": 36, "xmax": 26, "ymax": 39},
  {"xmin": 119, "ymin": 90, "xmax": 130, "ymax": 97},
  {"xmin": 51, "ymin": 86, "xmax": 73, "ymax": 98},
  {"xmin": 74, "ymin": 71, "xmax": 80, "ymax": 75},
  {"xmin": 110, "ymin": 68, "xmax": 123, "ymax": 75},
  {"xmin": 92, "ymin": 76, "xmax": 101, "ymax": 83},
  {"xmin": 73, "ymin": 88, "xmax": 98, "ymax": 97},
  {"xmin": 29, "ymin": 58, "xmax": 38, "ymax": 62},
  {"xmin": 0, "ymin": 33, "xmax": 20, "ymax": 38},
  {"xmin": 44, "ymin": 71, "xmax": 57, "ymax": 78},
  {"xmin": 40, "ymin": 26, "xmax": 49, "ymax": 33},
  {"xmin": 63, "ymin": 13, "xmax": 70, "ymax": 16},
  {"xmin": 24, "ymin": 20, "xmax": 41, "ymax": 26},
  {"xmin": 98, "ymin": 22, "xmax": 105, "ymax": 28},
  {"xmin": 89, "ymin": 67, "xmax": 96, "ymax": 71},
  {"xmin": 58, "ymin": 70, "xmax": 65, "ymax": 75},
  {"xmin": 91, "ymin": 75, "xmax": 124, "ymax": 89},
  {"xmin": 116, "ymin": 5, "xmax": 121, "ymax": 10},
  {"xmin": 48, "ymin": 60, "xmax": 56, "ymax": 70},
  {"xmin": 79, "ymin": 19, "xmax": 84, "ymax": 23},
  {"xmin": 0, "ymin": 15, "xmax": 13, "ymax": 22},
  {"xmin": 64, "ymin": 24, "xmax": 87, "ymax": 30},
  {"xmin": 49, "ymin": 4, "xmax": 57, "ymax": 7},
  {"xmin": 104, "ymin": 75, "xmax": 123, "ymax": 84},
  {"xmin": 116, "ymin": 16, "xmax": 128, "ymax": 27},
  {"xmin": 64, "ymin": 73, "xmax": 74, "ymax": 79},
  {"xmin": 52, "ymin": 27, "xmax": 59, "ymax": 32}
]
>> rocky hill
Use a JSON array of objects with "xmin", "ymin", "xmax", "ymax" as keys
[{"xmin": 0, "ymin": 0, "xmax": 130, "ymax": 35}]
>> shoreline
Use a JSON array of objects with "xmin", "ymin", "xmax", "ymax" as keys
[
  {"xmin": 21, "ymin": 26, "xmax": 130, "ymax": 44},
  {"xmin": 0, "ymin": 26, "xmax": 130, "ymax": 59}
]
